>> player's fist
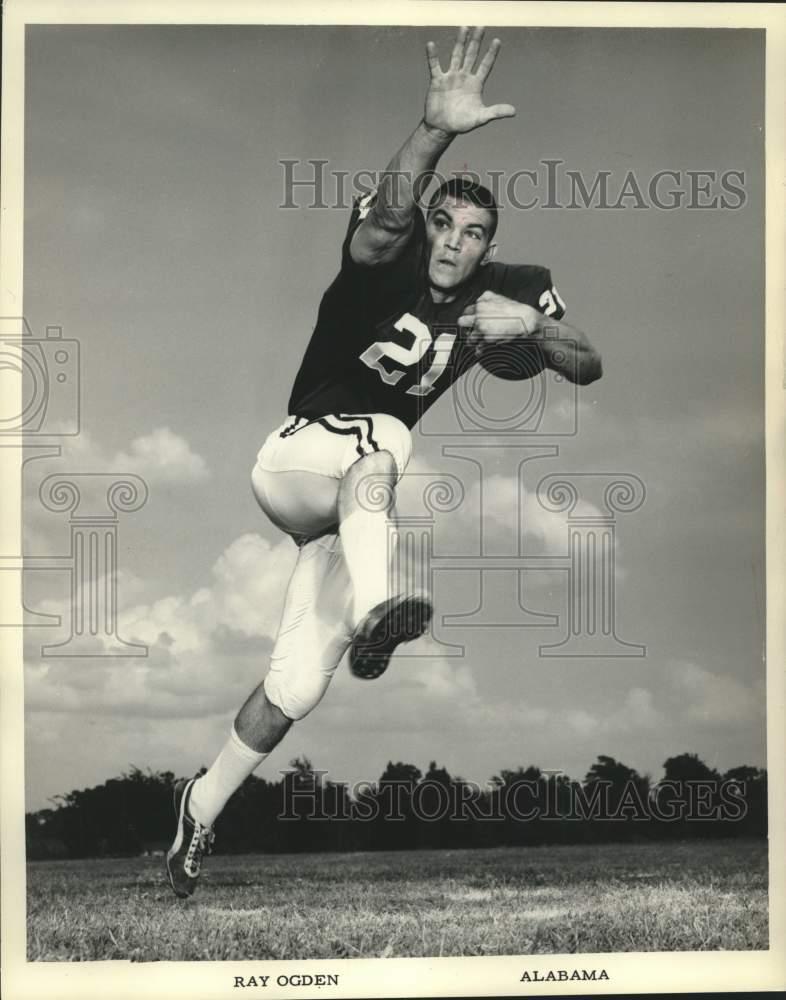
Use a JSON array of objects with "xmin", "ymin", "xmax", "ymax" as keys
[
  {"xmin": 424, "ymin": 27, "xmax": 516, "ymax": 136},
  {"xmin": 458, "ymin": 291, "xmax": 541, "ymax": 353}
]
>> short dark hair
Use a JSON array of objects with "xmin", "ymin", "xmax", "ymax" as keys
[{"xmin": 426, "ymin": 177, "xmax": 499, "ymax": 240}]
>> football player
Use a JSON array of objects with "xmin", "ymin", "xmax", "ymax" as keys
[{"xmin": 167, "ymin": 27, "xmax": 602, "ymax": 898}]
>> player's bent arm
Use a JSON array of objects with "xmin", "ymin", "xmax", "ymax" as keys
[
  {"xmin": 486, "ymin": 315, "xmax": 603, "ymax": 386},
  {"xmin": 531, "ymin": 317, "xmax": 603, "ymax": 385},
  {"xmin": 349, "ymin": 121, "xmax": 454, "ymax": 267},
  {"xmin": 459, "ymin": 291, "xmax": 602, "ymax": 386}
]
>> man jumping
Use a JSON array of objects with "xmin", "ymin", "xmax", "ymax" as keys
[{"xmin": 166, "ymin": 26, "xmax": 602, "ymax": 898}]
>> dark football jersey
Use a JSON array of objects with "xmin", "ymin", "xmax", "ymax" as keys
[{"xmin": 288, "ymin": 194, "xmax": 566, "ymax": 429}]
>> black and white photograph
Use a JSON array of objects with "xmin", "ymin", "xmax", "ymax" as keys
[{"xmin": 1, "ymin": 2, "xmax": 784, "ymax": 998}]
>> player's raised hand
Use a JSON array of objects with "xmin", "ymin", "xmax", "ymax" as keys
[{"xmin": 424, "ymin": 27, "xmax": 516, "ymax": 135}]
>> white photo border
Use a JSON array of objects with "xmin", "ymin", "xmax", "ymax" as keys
[{"xmin": 1, "ymin": 2, "xmax": 784, "ymax": 998}]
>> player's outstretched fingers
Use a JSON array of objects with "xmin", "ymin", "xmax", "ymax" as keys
[
  {"xmin": 480, "ymin": 103, "xmax": 517, "ymax": 124},
  {"xmin": 476, "ymin": 37, "xmax": 503, "ymax": 83},
  {"xmin": 449, "ymin": 26, "xmax": 470, "ymax": 70},
  {"xmin": 463, "ymin": 26, "xmax": 485, "ymax": 73},
  {"xmin": 426, "ymin": 40, "xmax": 442, "ymax": 77}
]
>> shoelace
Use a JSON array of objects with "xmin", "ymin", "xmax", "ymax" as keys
[{"xmin": 185, "ymin": 823, "xmax": 215, "ymax": 877}]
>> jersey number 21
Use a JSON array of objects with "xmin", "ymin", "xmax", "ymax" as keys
[{"xmin": 359, "ymin": 313, "xmax": 456, "ymax": 397}]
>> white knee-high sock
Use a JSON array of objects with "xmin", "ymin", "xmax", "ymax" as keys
[
  {"xmin": 189, "ymin": 725, "xmax": 268, "ymax": 828},
  {"xmin": 339, "ymin": 508, "xmax": 395, "ymax": 627}
]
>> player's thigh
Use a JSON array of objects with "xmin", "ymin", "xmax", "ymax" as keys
[
  {"xmin": 263, "ymin": 534, "xmax": 353, "ymax": 721},
  {"xmin": 252, "ymin": 414, "xmax": 413, "ymax": 538},
  {"xmin": 252, "ymin": 465, "xmax": 339, "ymax": 539},
  {"xmin": 252, "ymin": 420, "xmax": 342, "ymax": 537}
]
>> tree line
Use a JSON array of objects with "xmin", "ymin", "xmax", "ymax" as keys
[{"xmin": 26, "ymin": 752, "xmax": 767, "ymax": 860}]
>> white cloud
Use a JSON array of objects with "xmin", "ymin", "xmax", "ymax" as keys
[
  {"xmin": 22, "ymin": 424, "xmax": 212, "ymax": 567},
  {"xmin": 120, "ymin": 533, "xmax": 296, "ymax": 651},
  {"xmin": 22, "ymin": 516, "xmax": 763, "ymax": 803},
  {"xmin": 24, "ymin": 652, "xmax": 250, "ymax": 720},
  {"xmin": 608, "ymin": 687, "xmax": 662, "ymax": 732},
  {"xmin": 109, "ymin": 426, "xmax": 210, "ymax": 483},
  {"xmin": 668, "ymin": 660, "xmax": 764, "ymax": 725},
  {"xmin": 25, "ymin": 532, "xmax": 297, "ymax": 717},
  {"xmin": 323, "ymin": 638, "xmax": 478, "ymax": 731},
  {"xmin": 24, "ymin": 424, "xmax": 209, "ymax": 485},
  {"xmin": 22, "ymin": 566, "xmax": 156, "ymax": 664},
  {"xmin": 468, "ymin": 473, "xmax": 603, "ymax": 554},
  {"xmin": 397, "ymin": 456, "xmax": 606, "ymax": 556},
  {"xmin": 322, "ymin": 634, "xmax": 553, "ymax": 744},
  {"xmin": 207, "ymin": 534, "xmax": 298, "ymax": 638},
  {"xmin": 513, "ymin": 686, "xmax": 664, "ymax": 748},
  {"xmin": 564, "ymin": 708, "xmax": 600, "ymax": 736}
]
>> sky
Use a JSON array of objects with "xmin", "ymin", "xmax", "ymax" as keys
[{"xmin": 20, "ymin": 24, "xmax": 765, "ymax": 811}]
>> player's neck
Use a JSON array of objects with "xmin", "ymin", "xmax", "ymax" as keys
[{"xmin": 429, "ymin": 287, "xmax": 457, "ymax": 305}]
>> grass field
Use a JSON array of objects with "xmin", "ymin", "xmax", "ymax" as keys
[{"xmin": 27, "ymin": 838, "xmax": 767, "ymax": 961}]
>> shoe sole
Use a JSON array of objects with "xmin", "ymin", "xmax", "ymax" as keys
[
  {"xmin": 349, "ymin": 595, "xmax": 433, "ymax": 680},
  {"xmin": 166, "ymin": 779, "xmax": 194, "ymax": 899}
]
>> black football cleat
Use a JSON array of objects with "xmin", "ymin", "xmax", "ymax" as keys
[
  {"xmin": 165, "ymin": 776, "xmax": 215, "ymax": 899},
  {"xmin": 349, "ymin": 593, "xmax": 433, "ymax": 680}
]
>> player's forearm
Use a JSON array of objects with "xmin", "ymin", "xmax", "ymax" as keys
[
  {"xmin": 531, "ymin": 317, "xmax": 603, "ymax": 385},
  {"xmin": 369, "ymin": 119, "xmax": 454, "ymax": 234}
]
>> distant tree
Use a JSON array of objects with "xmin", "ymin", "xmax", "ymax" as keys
[
  {"xmin": 26, "ymin": 767, "xmax": 175, "ymax": 857},
  {"xmin": 663, "ymin": 752, "xmax": 720, "ymax": 783},
  {"xmin": 723, "ymin": 765, "xmax": 765, "ymax": 784},
  {"xmin": 414, "ymin": 761, "xmax": 453, "ymax": 849},
  {"xmin": 379, "ymin": 761, "xmax": 422, "ymax": 786},
  {"xmin": 423, "ymin": 760, "xmax": 452, "ymax": 785},
  {"xmin": 444, "ymin": 772, "xmax": 490, "ymax": 849},
  {"xmin": 218, "ymin": 773, "xmax": 282, "ymax": 853},
  {"xmin": 580, "ymin": 756, "xmax": 651, "ymax": 842},
  {"xmin": 26, "ymin": 752, "xmax": 767, "ymax": 861},
  {"xmin": 278, "ymin": 756, "xmax": 326, "ymax": 852},
  {"xmin": 370, "ymin": 762, "xmax": 422, "ymax": 850},
  {"xmin": 656, "ymin": 753, "xmax": 723, "ymax": 839},
  {"xmin": 488, "ymin": 765, "xmax": 548, "ymax": 847},
  {"xmin": 722, "ymin": 765, "xmax": 768, "ymax": 837},
  {"xmin": 585, "ymin": 755, "xmax": 639, "ymax": 787},
  {"xmin": 491, "ymin": 765, "xmax": 542, "ymax": 787},
  {"xmin": 25, "ymin": 809, "xmax": 68, "ymax": 860}
]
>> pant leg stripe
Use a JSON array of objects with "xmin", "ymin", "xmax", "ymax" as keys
[
  {"xmin": 280, "ymin": 416, "xmax": 307, "ymax": 439},
  {"xmin": 316, "ymin": 417, "xmax": 366, "ymax": 458},
  {"xmin": 336, "ymin": 414, "xmax": 380, "ymax": 454}
]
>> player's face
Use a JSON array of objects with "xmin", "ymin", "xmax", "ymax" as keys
[{"xmin": 426, "ymin": 197, "xmax": 494, "ymax": 295}]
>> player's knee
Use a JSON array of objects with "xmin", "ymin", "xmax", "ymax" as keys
[
  {"xmin": 263, "ymin": 670, "xmax": 329, "ymax": 723},
  {"xmin": 350, "ymin": 448, "xmax": 397, "ymax": 480},
  {"xmin": 341, "ymin": 415, "xmax": 411, "ymax": 482},
  {"xmin": 339, "ymin": 449, "xmax": 398, "ymax": 518},
  {"xmin": 369, "ymin": 414, "xmax": 412, "ymax": 480}
]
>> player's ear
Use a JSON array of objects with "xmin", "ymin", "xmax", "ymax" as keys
[{"xmin": 481, "ymin": 242, "xmax": 497, "ymax": 265}]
